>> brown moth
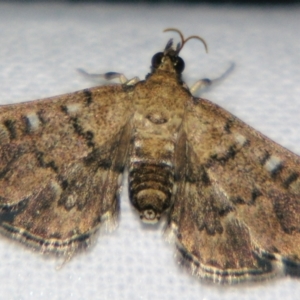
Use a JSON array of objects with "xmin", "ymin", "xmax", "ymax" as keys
[{"xmin": 0, "ymin": 28, "xmax": 299, "ymax": 284}]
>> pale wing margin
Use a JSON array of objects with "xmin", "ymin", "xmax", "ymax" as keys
[
  {"xmin": 167, "ymin": 97, "xmax": 300, "ymax": 283},
  {"xmin": 0, "ymin": 85, "xmax": 133, "ymax": 255}
]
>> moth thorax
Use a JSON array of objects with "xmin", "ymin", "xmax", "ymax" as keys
[{"xmin": 129, "ymin": 164, "xmax": 173, "ymax": 224}]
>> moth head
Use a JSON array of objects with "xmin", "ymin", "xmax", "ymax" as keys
[
  {"xmin": 151, "ymin": 51, "xmax": 185, "ymax": 74},
  {"xmin": 150, "ymin": 28, "xmax": 208, "ymax": 75}
]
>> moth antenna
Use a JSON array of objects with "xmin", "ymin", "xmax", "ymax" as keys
[
  {"xmin": 163, "ymin": 28, "xmax": 208, "ymax": 54},
  {"xmin": 163, "ymin": 28, "xmax": 185, "ymax": 47}
]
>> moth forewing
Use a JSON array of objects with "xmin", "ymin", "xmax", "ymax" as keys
[
  {"xmin": 171, "ymin": 96, "xmax": 300, "ymax": 283},
  {"xmin": 0, "ymin": 85, "xmax": 133, "ymax": 254},
  {"xmin": 0, "ymin": 28, "xmax": 299, "ymax": 285}
]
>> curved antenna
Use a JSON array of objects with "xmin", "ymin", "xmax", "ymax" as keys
[{"xmin": 163, "ymin": 28, "xmax": 208, "ymax": 54}]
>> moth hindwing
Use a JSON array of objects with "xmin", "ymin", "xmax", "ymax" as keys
[{"xmin": 0, "ymin": 28, "xmax": 299, "ymax": 284}]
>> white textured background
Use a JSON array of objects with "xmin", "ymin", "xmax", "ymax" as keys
[{"xmin": 0, "ymin": 3, "xmax": 300, "ymax": 300}]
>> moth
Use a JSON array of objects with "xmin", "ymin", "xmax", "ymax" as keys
[{"xmin": 0, "ymin": 28, "xmax": 299, "ymax": 284}]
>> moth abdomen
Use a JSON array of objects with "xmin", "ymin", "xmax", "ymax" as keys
[{"xmin": 129, "ymin": 162, "xmax": 174, "ymax": 223}]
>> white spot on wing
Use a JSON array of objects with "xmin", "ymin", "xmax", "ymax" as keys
[
  {"xmin": 65, "ymin": 195, "xmax": 77, "ymax": 209},
  {"xmin": 265, "ymin": 156, "xmax": 282, "ymax": 173},
  {"xmin": 26, "ymin": 112, "xmax": 40, "ymax": 131},
  {"xmin": 66, "ymin": 103, "xmax": 82, "ymax": 114},
  {"xmin": 50, "ymin": 181, "xmax": 62, "ymax": 198},
  {"xmin": 235, "ymin": 133, "xmax": 247, "ymax": 146}
]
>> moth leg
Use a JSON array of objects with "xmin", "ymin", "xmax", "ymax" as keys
[
  {"xmin": 190, "ymin": 62, "xmax": 235, "ymax": 94},
  {"xmin": 189, "ymin": 78, "xmax": 212, "ymax": 94},
  {"xmin": 77, "ymin": 68, "xmax": 139, "ymax": 85}
]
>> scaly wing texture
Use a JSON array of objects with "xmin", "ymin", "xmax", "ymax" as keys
[
  {"xmin": 0, "ymin": 85, "xmax": 133, "ymax": 254},
  {"xmin": 168, "ymin": 97, "xmax": 300, "ymax": 283}
]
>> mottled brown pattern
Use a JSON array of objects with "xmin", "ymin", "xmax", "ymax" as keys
[
  {"xmin": 177, "ymin": 97, "xmax": 300, "ymax": 282},
  {"xmin": 0, "ymin": 29, "xmax": 299, "ymax": 283},
  {"xmin": 0, "ymin": 86, "xmax": 132, "ymax": 253}
]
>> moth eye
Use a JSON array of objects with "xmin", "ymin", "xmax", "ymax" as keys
[
  {"xmin": 174, "ymin": 56, "xmax": 185, "ymax": 73},
  {"xmin": 151, "ymin": 52, "xmax": 164, "ymax": 69}
]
